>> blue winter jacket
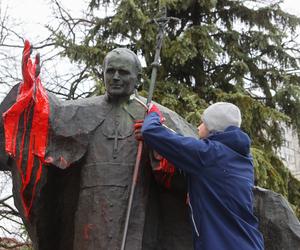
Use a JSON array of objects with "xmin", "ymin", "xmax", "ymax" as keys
[{"xmin": 142, "ymin": 113, "xmax": 264, "ymax": 250}]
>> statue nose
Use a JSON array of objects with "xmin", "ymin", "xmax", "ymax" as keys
[{"xmin": 113, "ymin": 71, "xmax": 120, "ymax": 80}]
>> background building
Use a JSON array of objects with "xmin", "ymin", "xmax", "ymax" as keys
[{"xmin": 279, "ymin": 126, "xmax": 300, "ymax": 180}]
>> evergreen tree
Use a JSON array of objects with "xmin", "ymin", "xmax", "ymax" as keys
[{"xmin": 49, "ymin": 0, "xmax": 300, "ymax": 217}]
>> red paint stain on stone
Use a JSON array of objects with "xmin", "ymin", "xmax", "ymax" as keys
[{"xmin": 83, "ymin": 224, "xmax": 94, "ymax": 240}]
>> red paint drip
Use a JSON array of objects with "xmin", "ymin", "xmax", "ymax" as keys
[{"xmin": 3, "ymin": 40, "xmax": 49, "ymax": 219}]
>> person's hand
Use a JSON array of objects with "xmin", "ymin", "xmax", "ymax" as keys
[
  {"xmin": 22, "ymin": 40, "xmax": 41, "ymax": 87},
  {"xmin": 147, "ymin": 103, "xmax": 165, "ymax": 123},
  {"xmin": 134, "ymin": 119, "xmax": 144, "ymax": 141}
]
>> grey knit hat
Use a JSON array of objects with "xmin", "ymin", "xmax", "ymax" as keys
[{"xmin": 201, "ymin": 102, "xmax": 241, "ymax": 132}]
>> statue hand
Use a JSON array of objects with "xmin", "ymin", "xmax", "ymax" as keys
[
  {"xmin": 21, "ymin": 40, "xmax": 41, "ymax": 87},
  {"xmin": 34, "ymin": 52, "xmax": 40, "ymax": 78}
]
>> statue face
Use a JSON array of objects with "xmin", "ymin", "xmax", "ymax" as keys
[{"xmin": 104, "ymin": 51, "xmax": 139, "ymax": 99}]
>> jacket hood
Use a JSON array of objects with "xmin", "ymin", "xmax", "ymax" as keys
[{"xmin": 208, "ymin": 126, "xmax": 251, "ymax": 156}]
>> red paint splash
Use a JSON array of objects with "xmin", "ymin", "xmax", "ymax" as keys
[
  {"xmin": 59, "ymin": 156, "xmax": 69, "ymax": 168},
  {"xmin": 2, "ymin": 40, "xmax": 49, "ymax": 219},
  {"xmin": 154, "ymin": 157, "xmax": 175, "ymax": 189},
  {"xmin": 83, "ymin": 224, "xmax": 94, "ymax": 240}
]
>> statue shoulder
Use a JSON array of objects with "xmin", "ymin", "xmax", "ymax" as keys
[
  {"xmin": 131, "ymin": 95, "xmax": 197, "ymax": 137},
  {"xmin": 158, "ymin": 104, "xmax": 197, "ymax": 138},
  {"xmin": 50, "ymin": 94, "xmax": 110, "ymax": 137},
  {"xmin": 58, "ymin": 94, "xmax": 107, "ymax": 107},
  {"xmin": 0, "ymin": 83, "xmax": 21, "ymax": 113},
  {"xmin": 0, "ymin": 84, "xmax": 22, "ymax": 171},
  {"xmin": 46, "ymin": 95, "xmax": 111, "ymax": 169}
]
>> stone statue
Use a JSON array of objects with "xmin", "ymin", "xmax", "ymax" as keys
[
  {"xmin": 253, "ymin": 187, "xmax": 300, "ymax": 250},
  {"xmin": 0, "ymin": 42, "xmax": 196, "ymax": 250},
  {"xmin": 1, "ymin": 42, "xmax": 300, "ymax": 250}
]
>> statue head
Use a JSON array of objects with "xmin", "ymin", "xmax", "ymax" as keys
[{"xmin": 103, "ymin": 48, "xmax": 142, "ymax": 100}]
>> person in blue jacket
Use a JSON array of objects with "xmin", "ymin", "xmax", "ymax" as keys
[{"xmin": 139, "ymin": 102, "xmax": 264, "ymax": 250}]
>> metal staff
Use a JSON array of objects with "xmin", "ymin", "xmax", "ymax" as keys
[{"xmin": 120, "ymin": 6, "xmax": 178, "ymax": 250}]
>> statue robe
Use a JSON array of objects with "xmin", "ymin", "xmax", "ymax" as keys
[{"xmin": 0, "ymin": 84, "xmax": 196, "ymax": 250}]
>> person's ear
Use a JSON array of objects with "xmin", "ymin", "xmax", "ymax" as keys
[{"xmin": 135, "ymin": 72, "xmax": 143, "ymax": 90}]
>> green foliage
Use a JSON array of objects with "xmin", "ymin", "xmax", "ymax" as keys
[
  {"xmin": 252, "ymin": 147, "xmax": 300, "ymax": 218},
  {"xmin": 252, "ymin": 148, "xmax": 288, "ymax": 195},
  {"xmin": 50, "ymin": 0, "xmax": 300, "ymax": 218},
  {"xmin": 288, "ymin": 173, "xmax": 300, "ymax": 217},
  {"xmin": 141, "ymin": 80, "xmax": 207, "ymax": 125}
]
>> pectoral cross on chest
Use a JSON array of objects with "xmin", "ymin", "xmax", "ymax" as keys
[
  {"xmin": 102, "ymin": 106, "xmax": 134, "ymax": 159},
  {"xmin": 108, "ymin": 118, "xmax": 123, "ymax": 158}
]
